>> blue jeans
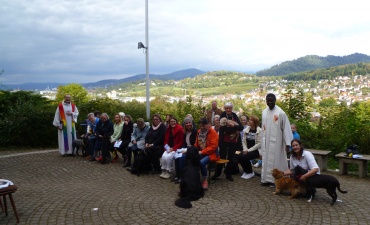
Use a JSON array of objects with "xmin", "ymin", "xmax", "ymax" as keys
[{"xmin": 200, "ymin": 155, "xmax": 210, "ymax": 178}]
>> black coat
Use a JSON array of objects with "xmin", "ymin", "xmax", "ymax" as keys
[{"xmin": 95, "ymin": 119, "xmax": 114, "ymax": 140}]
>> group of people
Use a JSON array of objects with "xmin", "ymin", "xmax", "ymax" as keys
[{"xmin": 53, "ymin": 93, "xmax": 321, "ymax": 191}]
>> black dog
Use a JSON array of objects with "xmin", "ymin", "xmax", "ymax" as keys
[
  {"xmin": 130, "ymin": 148, "xmax": 151, "ymax": 176},
  {"xmin": 72, "ymin": 139, "xmax": 86, "ymax": 156},
  {"xmin": 175, "ymin": 146, "xmax": 204, "ymax": 208},
  {"xmin": 294, "ymin": 166, "xmax": 347, "ymax": 205}
]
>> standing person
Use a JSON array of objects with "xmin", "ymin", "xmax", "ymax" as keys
[
  {"xmin": 195, "ymin": 118, "xmax": 219, "ymax": 190},
  {"xmin": 213, "ymin": 102, "xmax": 244, "ymax": 181},
  {"xmin": 160, "ymin": 117, "xmax": 184, "ymax": 179},
  {"xmin": 164, "ymin": 114, "xmax": 173, "ymax": 127},
  {"xmin": 291, "ymin": 124, "xmax": 300, "ymax": 140},
  {"xmin": 237, "ymin": 115, "xmax": 262, "ymax": 179},
  {"xmin": 53, "ymin": 94, "xmax": 79, "ymax": 156},
  {"xmin": 260, "ymin": 93, "xmax": 293, "ymax": 185},
  {"xmin": 211, "ymin": 115, "xmax": 221, "ymax": 134},
  {"xmin": 144, "ymin": 114, "xmax": 167, "ymax": 174},
  {"xmin": 205, "ymin": 101, "xmax": 223, "ymax": 126}
]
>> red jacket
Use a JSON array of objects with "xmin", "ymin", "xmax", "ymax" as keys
[
  {"xmin": 164, "ymin": 123, "xmax": 184, "ymax": 152},
  {"xmin": 195, "ymin": 127, "xmax": 220, "ymax": 162}
]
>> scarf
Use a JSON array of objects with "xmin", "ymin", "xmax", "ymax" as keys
[
  {"xmin": 197, "ymin": 129, "xmax": 208, "ymax": 150},
  {"xmin": 152, "ymin": 122, "xmax": 162, "ymax": 130},
  {"xmin": 59, "ymin": 102, "xmax": 76, "ymax": 151}
]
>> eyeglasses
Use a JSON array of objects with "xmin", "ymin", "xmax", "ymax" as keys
[{"xmin": 153, "ymin": 118, "xmax": 159, "ymax": 121}]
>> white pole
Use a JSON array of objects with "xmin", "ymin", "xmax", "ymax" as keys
[{"xmin": 145, "ymin": 0, "xmax": 150, "ymax": 120}]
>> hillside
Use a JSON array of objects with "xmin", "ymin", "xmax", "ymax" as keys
[
  {"xmin": 106, "ymin": 70, "xmax": 263, "ymax": 97},
  {"xmin": 1, "ymin": 68, "xmax": 205, "ymax": 91},
  {"xmin": 256, "ymin": 53, "xmax": 370, "ymax": 76}
]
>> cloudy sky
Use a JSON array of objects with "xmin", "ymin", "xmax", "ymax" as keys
[{"xmin": 1, "ymin": 0, "xmax": 369, "ymax": 84}]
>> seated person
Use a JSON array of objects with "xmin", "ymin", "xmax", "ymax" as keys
[
  {"xmin": 109, "ymin": 113, "xmax": 123, "ymax": 163},
  {"xmin": 94, "ymin": 113, "xmax": 114, "ymax": 164},
  {"xmin": 194, "ymin": 118, "xmax": 219, "ymax": 190},
  {"xmin": 118, "ymin": 115, "xmax": 134, "ymax": 167},
  {"xmin": 143, "ymin": 114, "xmax": 167, "ymax": 174},
  {"xmin": 127, "ymin": 118, "xmax": 150, "ymax": 172},
  {"xmin": 160, "ymin": 117, "xmax": 184, "ymax": 179},
  {"xmin": 86, "ymin": 112, "xmax": 100, "ymax": 160},
  {"xmin": 237, "ymin": 115, "xmax": 262, "ymax": 179},
  {"xmin": 174, "ymin": 117, "xmax": 197, "ymax": 183}
]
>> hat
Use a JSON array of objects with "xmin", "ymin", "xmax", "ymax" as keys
[
  {"xmin": 198, "ymin": 118, "xmax": 208, "ymax": 125},
  {"xmin": 137, "ymin": 118, "xmax": 145, "ymax": 128},
  {"xmin": 183, "ymin": 117, "xmax": 192, "ymax": 124}
]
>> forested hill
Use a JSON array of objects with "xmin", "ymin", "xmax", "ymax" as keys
[
  {"xmin": 256, "ymin": 53, "xmax": 370, "ymax": 76},
  {"xmin": 284, "ymin": 62, "xmax": 370, "ymax": 81}
]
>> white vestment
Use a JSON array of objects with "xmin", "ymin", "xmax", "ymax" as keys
[
  {"xmin": 53, "ymin": 101, "xmax": 79, "ymax": 155},
  {"xmin": 261, "ymin": 105, "xmax": 293, "ymax": 183}
]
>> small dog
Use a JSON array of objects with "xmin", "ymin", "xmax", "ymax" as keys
[
  {"xmin": 294, "ymin": 166, "xmax": 348, "ymax": 205},
  {"xmin": 175, "ymin": 146, "xmax": 204, "ymax": 208},
  {"xmin": 271, "ymin": 168, "xmax": 301, "ymax": 199},
  {"xmin": 72, "ymin": 139, "xmax": 86, "ymax": 156}
]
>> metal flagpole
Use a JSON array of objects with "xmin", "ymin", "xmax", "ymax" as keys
[{"xmin": 145, "ymin": 0, "xmax": 150, "ymax": 120}]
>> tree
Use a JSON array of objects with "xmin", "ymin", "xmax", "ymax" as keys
[
  {"xmin": 56, "ymin": 83, "xmax": 88, "ymax": 105},
  {"xmin": 280, "ymin": 84, "xmax": 310, "ymax": 121}
]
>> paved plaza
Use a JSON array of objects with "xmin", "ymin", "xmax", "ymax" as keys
[{"xmin": 0, "ymin": 150, "xmax": 369, "ymax": 225}]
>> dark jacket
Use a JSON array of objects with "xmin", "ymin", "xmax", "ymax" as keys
[
  {"xmin": 119, "ymin": 121, "xmax": 134, "ymax": 142},
  {"xmin": 95, "ymin": 119, "xmax": 114, "ymax": 140},
  {"xmin": 145, "ymin": 123, "xmax": 167, "ymax": 147},
  {"xmin": 219, "ymin": 112, "xmax": 243, "ymax": 144}
]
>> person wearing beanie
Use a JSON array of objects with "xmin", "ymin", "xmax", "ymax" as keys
[{"xmin": 173, "ymin": 117, "xmax": 197, "ymax": 184}]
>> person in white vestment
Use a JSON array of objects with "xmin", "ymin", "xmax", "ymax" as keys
[
  {"xmin": 260, "ymin": 93, "xmax": 293, "ymax": 184},
  {"xmin": 53, "ymin": 94, "xmax": 79, "ymax": 155}
]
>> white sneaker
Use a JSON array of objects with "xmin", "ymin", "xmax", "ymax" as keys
[
  {"xmin": 162, "ymin": 171, "xmax": 171, "ymax": 179},
  {"xmin": 159, "ymin": 171, "xmax": 165, "ymax": 178},
  {"xmin": 241, "ymin": 173, "xmax": 248, "ymax": 179},
  {"xmin": 241, "ymin": 172, "xmax": 255, "ymax": 179},
  {"xmin": 254, "ymin": 163, "xmax": 260, "ymax": 168}
]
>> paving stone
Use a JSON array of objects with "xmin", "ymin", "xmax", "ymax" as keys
[{"xmin": 0, "ymin": 150, "xmax": 369, "ymax": 224}]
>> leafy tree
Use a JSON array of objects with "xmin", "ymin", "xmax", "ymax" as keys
[
  {"xmin": 56, "ymin": 83, "xmax": 89, "ymax": 105},
  {"xmin": 280, "ymin": 84, "xmax": 310, "ymax": 121}
]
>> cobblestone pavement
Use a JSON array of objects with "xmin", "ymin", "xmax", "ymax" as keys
[{"xmin": 0, "ymin": 150, "xmax": 369, "ymax": 225}]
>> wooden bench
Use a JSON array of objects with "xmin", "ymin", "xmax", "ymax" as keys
[
  {"xmin": 335, "ymin": 152, "xmax": 370, "ymax": 178},
  {"xmin": 306, "ymin": 149, "xmax": 331, "ymax": 172},
  {"xmin": 208, "ymin": 159, "xmax": 229, "ymax": 184}
]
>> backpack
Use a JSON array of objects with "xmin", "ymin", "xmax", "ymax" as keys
[{"xmin": 345, "ymin": 144, "xmax": 358, "ymax": 156}]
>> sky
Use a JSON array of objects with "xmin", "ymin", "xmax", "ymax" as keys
[{"xmin": 1, "ymin": 0, "xmax": 370, "ymax": 84}]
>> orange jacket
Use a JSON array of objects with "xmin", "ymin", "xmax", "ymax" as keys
[{"xmin": 195, "ymin": 127, "xmax": 220, "ymax": 162}]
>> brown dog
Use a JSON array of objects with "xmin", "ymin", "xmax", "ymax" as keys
[{"xmin": 271, "ymin": 168, "xmax": 301, "ymax": 199}]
